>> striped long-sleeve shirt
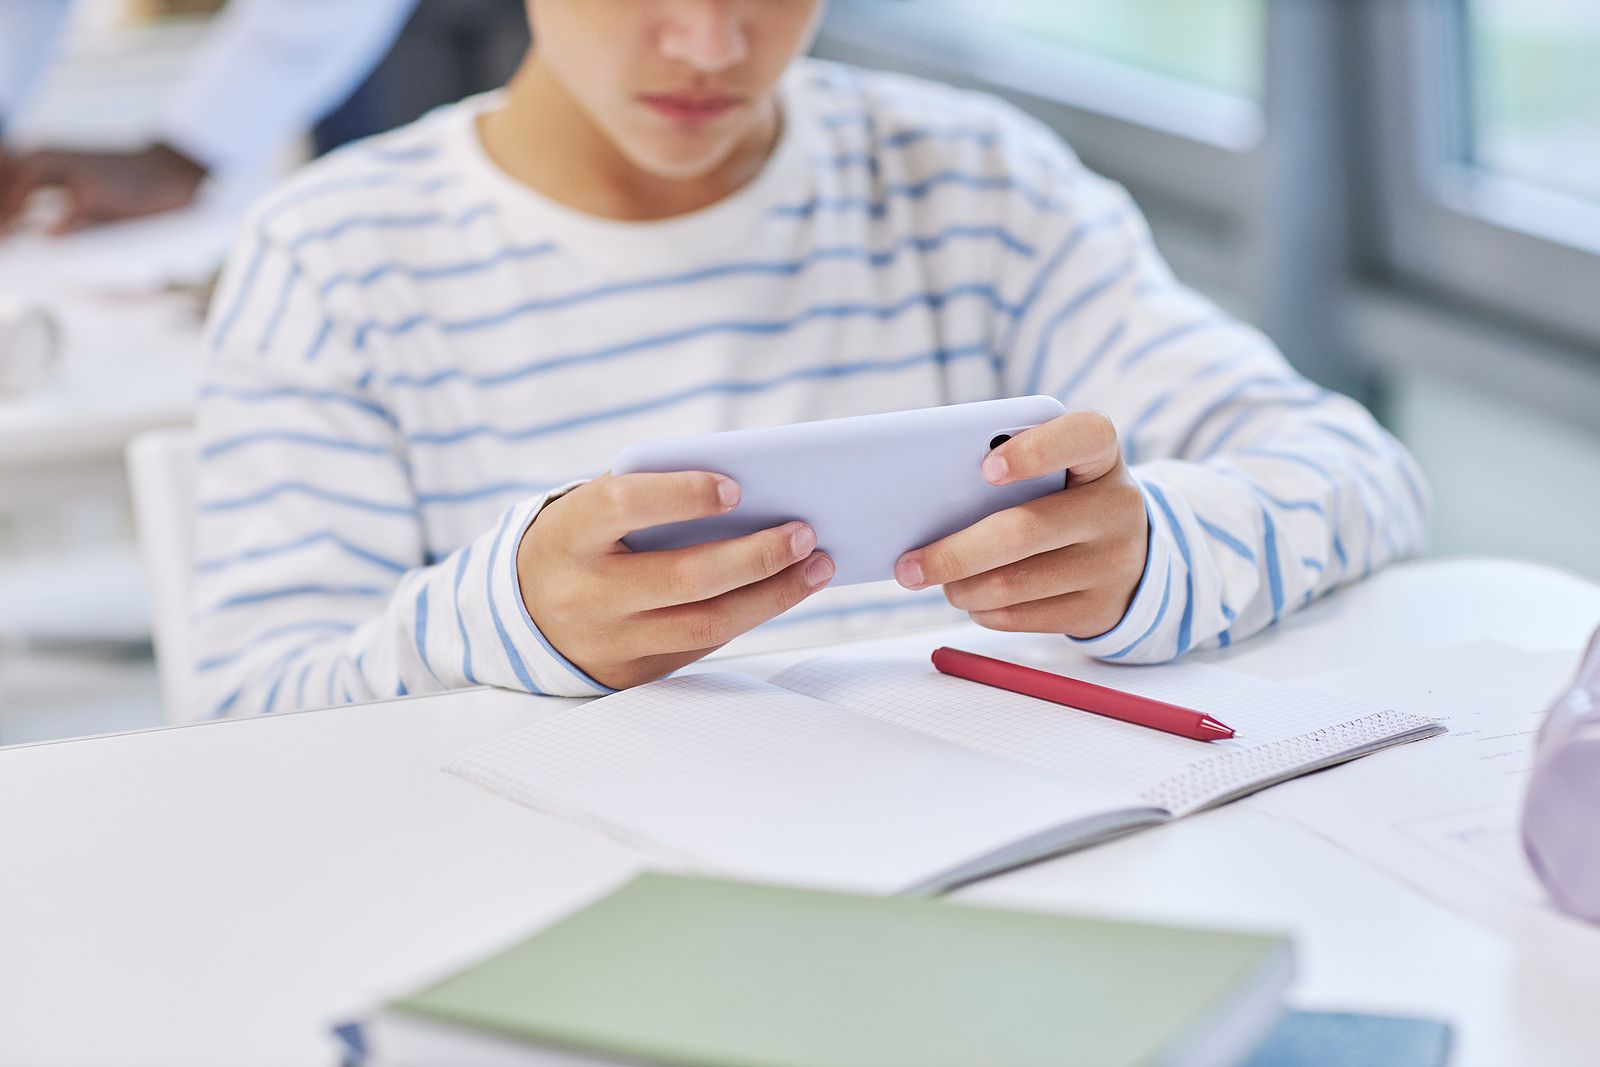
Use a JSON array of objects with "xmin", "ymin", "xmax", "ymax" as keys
[{"xmin": 190, "ymin": 58, "xmax": 1429, "ymax": 719}]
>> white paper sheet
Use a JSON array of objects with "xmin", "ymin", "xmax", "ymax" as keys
[
  {"xmin": 1250, "ymin": 640, "xmax": 1600, "ymax": 948},
  {"xmin": 773, "ymin": 651, "xmax": 1434, "ymax": 815},
  {"xmin": 445, "ymin": 672, "xmax": 1146, "ymax": 894}
]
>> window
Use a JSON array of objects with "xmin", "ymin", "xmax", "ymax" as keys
[
  {"xmin": 1467, "ymin": 0, "xmax": 1600, "ymax": 204},
  {"xmin": 1364, "ymin": 0, "xmax": 1600, "ymax": 357},
  {"xmin": 818, "ymin": 0, "xmax": 1600, "ymax": 417},
  {"xmin": 819, "ymin": 0, "xmax": 1265, "ymax": 150},
  {"xmin": 976, "ymin": 0, "xmax": 1264, "ymax": 103}
]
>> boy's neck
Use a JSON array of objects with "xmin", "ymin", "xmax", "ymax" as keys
[{"xmin": 477, "ymin": 58, "xmax": 781, "ymax": 222}]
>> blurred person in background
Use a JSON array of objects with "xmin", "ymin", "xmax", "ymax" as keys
[{"xmin": 0, "ymin": 0, "xmax": 526, "ymax": 234}]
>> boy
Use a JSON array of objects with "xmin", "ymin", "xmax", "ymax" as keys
[{"xmin": 192, "ymin": 0, "xmax": 1427, "ymax": 716}]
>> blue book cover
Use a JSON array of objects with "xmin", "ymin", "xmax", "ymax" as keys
[
  {"xmin": 1241, "ymin": 1011, "xmax": 1453, "ymax": 1067},
  {"xmin": 335, "ymin": 1010, "xmax": 1453, "ymax": 1066}
]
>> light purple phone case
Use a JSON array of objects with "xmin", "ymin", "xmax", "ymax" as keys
[{"xmin": 610, "ymin": 396, "xmax": 1068, "ymax": 586}]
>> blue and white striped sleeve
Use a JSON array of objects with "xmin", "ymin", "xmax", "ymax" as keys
[
  {"xmin": 190, "ymin": 228, "xmax": 612, "ymax": 718},
  {"xmin": 996, "ymin": 162, "xmax": 1429, "ymax": 663}
]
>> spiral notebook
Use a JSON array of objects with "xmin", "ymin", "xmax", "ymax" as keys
[{"xmin": 447, "ymin": 647, "xmax": 1443, "ymax": 893}]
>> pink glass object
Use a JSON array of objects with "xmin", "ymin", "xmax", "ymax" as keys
[{"xmin": 1523, "ymin": 624, "xmax": 1600, "ymax": 922}]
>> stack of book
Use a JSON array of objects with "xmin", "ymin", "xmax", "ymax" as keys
[
  {"xmin": 342, "ymin": 874, "xmax": 1452, "ymax": 1066},
  {"xmin": 347, "ymin": 872, "xmax": 1300, "ymax": 1066}
]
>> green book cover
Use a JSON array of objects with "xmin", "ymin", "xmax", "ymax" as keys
[{"xmin": 386, "ymin": 873, "xmax": 1292, "ymax": 1067}]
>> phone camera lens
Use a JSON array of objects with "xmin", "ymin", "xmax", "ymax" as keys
[{"xmin": 989, "ymin": 433, "xmax": 1012, "ymax": 450}]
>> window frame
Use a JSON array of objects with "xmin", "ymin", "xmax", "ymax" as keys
[
  {"xmin": 1364, "ymin": 0, "xmax": 1600, "ymax": 348},
  {"xmin": 815, "ymin": 0, "xmax": 1600, "ymax": 426}
]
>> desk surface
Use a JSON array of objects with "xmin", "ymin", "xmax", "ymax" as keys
[
  {"xmin": 2, "ymin": 557, "xmax": 1598, "ymax": 1067},
  {"xmin": 0, "ymin": 184, "xmax": 261, "ymax": 472},
  {"xmin": 0, "ymin": 293, "xmax": 199, "ymax": 473}
]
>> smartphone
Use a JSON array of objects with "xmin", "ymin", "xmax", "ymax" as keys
[{"xmin": 610, "ymin": 395, "xmax": 1067, "ymax": 586}]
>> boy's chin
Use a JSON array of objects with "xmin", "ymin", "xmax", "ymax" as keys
[{"xmin": 618, "ymin": 133, "xmax": 753, "ymax": 184}]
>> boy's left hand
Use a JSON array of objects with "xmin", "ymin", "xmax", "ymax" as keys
[{"xmin": 894, "ymin": 411, "xmax": 1148, "ymax": 639}]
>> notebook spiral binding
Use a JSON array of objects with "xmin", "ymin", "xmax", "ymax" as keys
[{"xmin": 1141, "ymin": 710, "xmax": 1437, "ymax": 814}]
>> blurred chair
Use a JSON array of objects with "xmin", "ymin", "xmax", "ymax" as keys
[{"xmin": 125, "ymin": 428, "xmax": 199, "ymax": 724}]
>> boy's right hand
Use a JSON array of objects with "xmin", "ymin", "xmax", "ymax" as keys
[{"xmin": 517, "ymin": 471, "xmax": 835, "ymax": 690}]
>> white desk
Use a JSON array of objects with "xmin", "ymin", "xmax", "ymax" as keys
[
  {"xmin": 0, "ymin": 288, "xmax": 199, "ymax": 647},
  {"xmin": 0, "ymin": 194, "xmax": 252, "ymax": 481},
  {"xmin": 0, "ymin": 198, "xmax": 249, "ymax": 647},
  {"xmin": 2, "ymin": 557, "xmax": 1598, "ymax": 1067},
  {"xmin": 0, "ymin": 296, "xmax": 198, "ymax": 481}
]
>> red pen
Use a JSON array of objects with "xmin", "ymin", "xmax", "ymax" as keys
[{"xmin": 931, "ymin": 646, "xmax": 1235, "ymax": 742}]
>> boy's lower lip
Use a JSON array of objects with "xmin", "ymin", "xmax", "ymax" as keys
[{"xmin": 639, "ymin": 95, "xmax": 741, "ymax": 124}]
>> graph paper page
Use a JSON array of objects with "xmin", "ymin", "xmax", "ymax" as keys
[
  {"xmin": 770, "ymin": 654, "xmax": 1438, "ymax": 816},
  {"xmin": 445, "ymin": 672, "xmax": 1151, "ymax": 893}
]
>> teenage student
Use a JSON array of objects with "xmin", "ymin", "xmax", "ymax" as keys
[{"xmin": 190, "ymin": 0, "xmax": 1428, "ymax": 717}]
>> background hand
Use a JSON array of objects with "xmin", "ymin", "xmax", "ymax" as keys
[
  {"xmin": 518, "ymin": 471, "xmax": 835, "ymax": 689},
  {"xmin": 0, "ymin": 142, "xmax": 206, "ymax": 235},
  {"xmin": 894, "ymin": 410, "xmax": 1148, "ymax": 639},
  {"xmin": 0, "ymin": 148, "xmax": 15, "ymax": 222}
]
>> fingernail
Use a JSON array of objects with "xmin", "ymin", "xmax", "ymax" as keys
[
  {"xmin": 895, "ymin": 557, "xmax": 925, "ymax": 588},
  {"xmin": 982, "ymin": 452, "xmax": 1008, "ymax": 484},
  {"xmin": 790, "ymin": 524, "xmax": 816, "ymax": 558},
  {"xmin": 716, "ymin": 478, "xmax": 740, "ymax": 508},
  {"xmin": 805, "ymin": 555, "xmax": 834, "ymax": 587}
]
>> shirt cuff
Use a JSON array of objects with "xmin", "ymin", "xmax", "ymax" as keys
[
  {"xmin": 492, "ymin": 482, "xmax": 617, "ymax": 698},
  {"xmin": 1065, "ymin": 480, "xmax": 1179, "ymax": 662}
]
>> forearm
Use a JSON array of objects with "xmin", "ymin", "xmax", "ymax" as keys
[
  {"xmin": 192, "ymin": 489, "xmax": 613, "ymax": 718},
  {"xmin": 1072, "ymin": 394, "xmax": 1428, "ymax": 663},
  {"xmin": 994, "ymin": 171, "xmax": 1428, "ymax": 659}
]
